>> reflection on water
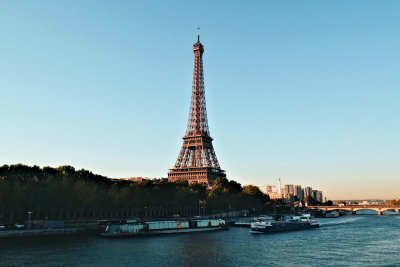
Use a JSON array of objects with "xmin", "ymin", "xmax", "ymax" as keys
[
  {"xmin": 181, "ymin": 233, "xmax": 219, "ymax": 266},
  {"xmin": 319, "ymin": 216, "xmax": 365, "ymax": 226},
  {"xmin": 0, "ymin": 216, "xmax": 399, "ymax": 266}
]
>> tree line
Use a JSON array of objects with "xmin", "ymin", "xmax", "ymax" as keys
[
  {"xmin": 387, "ymin": 199, "xmax": 400, "ymax": 205},
  {"xmin": 0, "ymin": 164, "xmax": 272, "ymax": 223}
]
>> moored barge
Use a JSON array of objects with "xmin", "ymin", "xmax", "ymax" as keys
[{"xmin": 101, "ymin": 218, "xmax": 227, "ymax": 237}]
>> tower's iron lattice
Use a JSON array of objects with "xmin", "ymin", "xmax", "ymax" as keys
[{"xmin": 168, "ymin": 36, "xmax": 226, "ymax": 186}]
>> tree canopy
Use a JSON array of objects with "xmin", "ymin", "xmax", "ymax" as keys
[{"xmin": 0, "ymin": 164, "xmax": 271, "ymax": 222}]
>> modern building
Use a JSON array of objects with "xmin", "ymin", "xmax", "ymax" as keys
[
  {"xmin": 278, "ymin": 178, "xmax": 282, "ymax": 194},
  {"xmin": 275, "ymin": 182, "xmax": 324, "ymax": 204},
  {"xmin": 284, "ymin": 184, "xmax": 294, "ymax": 196},
  {"xmin": 268, "ymin": 192, "xmax": 284, "ymax": 200},
  {"xmin": 304, "ymin": 187, "xmax": 313, "ymax": 199},
  {"xmin": 294, "ymin": 185, "xmax": 303, "ymax": 200},
  {"xmin": 317, "ymin": 191, "xmax": 323, "ymax": 203},
  {"xmin": 312, "ymin": 190, "xmax": 324, "ymax": 203},
  {"xmin": 260, "ymin": 185, "xmax": 274, "ymax": 194}
]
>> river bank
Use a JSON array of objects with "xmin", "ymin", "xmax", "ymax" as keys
[{"xmin": 0, "ymin": 227, "xmax": 96, "ymax": 239}]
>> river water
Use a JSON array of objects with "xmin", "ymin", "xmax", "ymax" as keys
[{"xmin": 1, "ymin": 215, "xmax": 399, "ymax": 266}]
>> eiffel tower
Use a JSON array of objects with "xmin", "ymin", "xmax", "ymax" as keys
[{"xmin": 168, "ymin": 35, "xmax": 226, "ymax": 186}]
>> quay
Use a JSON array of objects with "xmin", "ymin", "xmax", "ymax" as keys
[{"xmin": 0, "ymin": 228, "xmax": 93, "ymax": 239}]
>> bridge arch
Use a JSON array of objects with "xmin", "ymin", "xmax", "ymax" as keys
[
  {"xmin": 352, "ymin": 208, "xmax": 381, "ymax": 215},
  {"xmin": 326, "ymin": 207, "xmax": 353, "ymax": 212},
  {"xmin": 306, "ymin": 207, "xmax": 327, "ymax": 212},
  {"xmin": 306, "ymin": 205, "xmax": 400, "ymax": 215},
  {"xmin": 380, "ymin": 208, "xmax": 399, "ymax": 213}
]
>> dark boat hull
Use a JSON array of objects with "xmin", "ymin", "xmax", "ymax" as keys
[
  {"xmin": 101, "ymin": 225, "xmax": 228, "ymax": 237},
  {"xmin": 250, "ymin": 222, "xmax": 319, "ymax": 234}
]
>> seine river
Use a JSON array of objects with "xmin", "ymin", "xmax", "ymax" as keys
[{"xmin": 1, "ymin": 215, "xmax": 399, "ymax": 266}]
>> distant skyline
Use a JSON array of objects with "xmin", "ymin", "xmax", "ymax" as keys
[{"xmin": 1, "ymin": 1, "xmax": 399, "ymax": 200}]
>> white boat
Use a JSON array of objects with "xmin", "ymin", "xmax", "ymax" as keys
[
  {"xmin": 234, "ymin": 215, "xmax": 274, "ymax": 227},
  {"xmin": 250, "ymin": 215, "xmax": 319, "ymax": 234}
]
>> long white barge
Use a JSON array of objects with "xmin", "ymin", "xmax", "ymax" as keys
[{"xmin": 100, "ymin": 218, "xmax": 227, "ymax": 237}]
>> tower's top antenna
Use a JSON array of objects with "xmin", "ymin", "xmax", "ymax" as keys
[{"xmin": 197, "ymin": 27, "xmax": 200, "ymax": 42}]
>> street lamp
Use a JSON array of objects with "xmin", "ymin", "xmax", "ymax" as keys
[
  {"xmin": 27, "ymin": 211, "xmax": 33, "ymax": 229},
  {"xmin": 198, "ymin": 199, "xmax": 202, "ymax": 217}
]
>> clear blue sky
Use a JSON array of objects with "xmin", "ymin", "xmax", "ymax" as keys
[{"xmin": 1, "ymin": 1, "xmax": 399, "ymax": 199}]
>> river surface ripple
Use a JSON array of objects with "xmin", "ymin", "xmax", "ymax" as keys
[{"xmin": 1, "ymin": 215, "xmax": 399, "ymax": 267}]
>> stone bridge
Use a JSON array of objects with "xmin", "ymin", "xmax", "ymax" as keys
[{"xmin": 306, "ymin": 205, "xmax": 400, "ymax": 215}]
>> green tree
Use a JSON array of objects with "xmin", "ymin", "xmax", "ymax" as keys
[
  {"xmin": 241, "ymin": 185, "xmax": 269, "ymax": 213},
  {"xmin": 323, "ymin": 200, "xmax": 334, "ymax": 206}
]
